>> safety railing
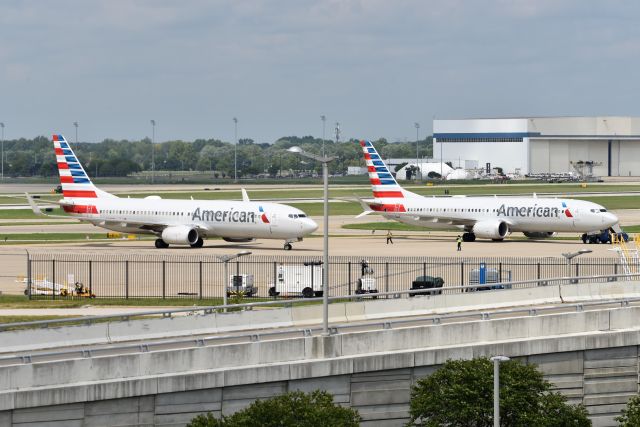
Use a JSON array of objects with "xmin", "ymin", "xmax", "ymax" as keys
[{"xmin": 3, "ymin": 271, "xmax": 640, "ymax": 333}]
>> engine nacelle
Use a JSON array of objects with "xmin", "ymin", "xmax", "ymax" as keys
[
  {"xmin": 472, "ymin": 220, "xmax": 510, "ymax": 240},
  {"xmin": 222, "ymin": 237, "xmax": 255, "ymax": 243},
  {"xmin": 523, "ymin": 231, "xmax": 556, "ymax": 239},
  {"xmin": 161, "ymin": 226, "xmax": 199, "ymax": 245}
]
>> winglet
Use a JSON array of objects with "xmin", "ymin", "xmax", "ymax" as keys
[
  {"xmin": 242, "ymin": 188, "xmax": 250, "ymax": 202},
  {"xmin": 25, "ymin": 193, "xmax": 43, "ymax": 216}
]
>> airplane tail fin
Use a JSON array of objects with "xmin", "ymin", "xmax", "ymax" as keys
[
  {"xmin": 53, "ymin": 134, "xmax": 115, "ymax": 200},
  {"xmin": 358, "ymin": 140, "xmax": 419, "ymax": 212}
]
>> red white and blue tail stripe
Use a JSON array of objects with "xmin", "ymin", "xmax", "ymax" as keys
[
  {"xmin": 53, "ymin": 134, "xmax": 114, "ymax": 208},
  {"xmin": 359, "ymin": 140, "xmax": 417, "ymax": 213}
]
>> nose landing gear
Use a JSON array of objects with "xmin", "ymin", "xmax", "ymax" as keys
[
  {"xmin": 283, "ymin": 237, "xmax": 303, "ymax": 251},
  {"xmin": 284, "ymin": 243, "xmax": 293, "ymax": 251}
]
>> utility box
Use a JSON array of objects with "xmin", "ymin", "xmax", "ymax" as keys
[
  {"xmin": 410, "ymin": 276, "xmax": 444, "ymax": 297},
  {"xmin": 227, "ymin": 274, "xmax": 256, "ymax": 296},
  {"xmin": 269, "ymin": 263, "xmax": 323, "ymax": 298},
  {"xmin": 356, "ymin": 259, "xmax": 378, "ymax": 295}
]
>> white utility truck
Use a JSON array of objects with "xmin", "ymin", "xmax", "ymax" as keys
[{"xmin": 268, "ymin": 262, "xmax": 323, "ymax": 298}]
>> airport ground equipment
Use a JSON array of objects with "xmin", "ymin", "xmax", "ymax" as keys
[
  {"xmin": 269, "ymin": 262, "xmax": 323, "ymax": 298},
  {"xmin": 355, "ymin": 259, "xmax": 378, "ymax": 295},
  {"xmin": 409, "ymin": 275, "xmax": 444, "ymax": 296},
  {"xmin": 468, "ymin": 263, "xmax": 512, "ymax": 291},
  {"xmin": 226, "ymin": 274, "xmax": 256, "ymax": 297},
  {"xmin": 611, "ymin": 233, "xmax": 640, "ymax": 279},
  {"xmin": 582, "ymin": 228, "xmax": 629, "ymax": 244}
]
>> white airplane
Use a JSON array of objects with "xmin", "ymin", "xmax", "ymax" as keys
[
  {"xmin": 356, "ymin": 140, "xmax": 619, "ymax": 241},
  {"xmin": 27, "ymin": 134, "xmax": 318, "ymax": 249}
]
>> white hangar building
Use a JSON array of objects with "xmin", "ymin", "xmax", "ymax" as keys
[{"xmin": 433, "ymin": 116, "xmax": 640, "ymax": 176}]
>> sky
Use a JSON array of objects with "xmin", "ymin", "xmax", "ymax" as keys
[{"xmin": 2, "ymin": 0, "xmax": 640, "ymax": 144}]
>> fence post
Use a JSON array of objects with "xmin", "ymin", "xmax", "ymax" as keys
[
  {"xmin": 348, "ymin": 262, "xmax": 352, "ymax": 295},
  {"xmin": 460, "ymin": 260, "xmax": 464, "ymax": 286},
  {"xmin": 537, "ymin": 262, "xmax": 540, "ymax": 281},
  {"xmin": 385, "ymin": 262, "xmax": 389, "ymax": 297},
  {"xmin": 125, "ymin": 260, "xmax": 129, "ymax": 299},
  {"xmin": 199, "ymin": 261, "xmax": 203, "ymax": 300},
  {"xmin": 88, "ymin": 260, "xmax": 92, "ymax": 296},
  {"xmin": 423, "ymin": 262, "xmax": 426, "ymax": 280},
  {"xmin": 27, "ymin": 252, "xmax": 32, "ymax": 300},
  {"xmin": 575, "ymin": 262, "xmax": 579, "ymax": 277},
  {"xmin": 162, "ymin": 260, "xmax": 166, "ymax": 299},
  {"xmin": 499, "ymin": 262, "xmax": 503, "ymax": 283},
  {"xmin": 52, "ymin": 259, "xmax": 56, "ymax": 300}
]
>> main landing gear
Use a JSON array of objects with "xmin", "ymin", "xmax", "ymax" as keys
[
  {"xmin": 155, "ymin": 239, "xmax": 169, "ymax": 249},
  {"xmin": 190, "ymin": 237, "xmax": 204, "ymax": 248},
  {"xmin": 462, "ymin": 232, "xmax": 476, "ymax": 242}
]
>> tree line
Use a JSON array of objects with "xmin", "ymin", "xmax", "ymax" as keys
[{"xmin": 0, "ymin": 135, "xmax": 432, "ymax": 178}]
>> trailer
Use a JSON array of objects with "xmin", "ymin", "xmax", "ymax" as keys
[
  {"xmin": 226, "ymin": 274, "xmax": 256, "ymax": 297},
  {"xmin": 269, "ymin": 263, "xmax": 323, "ymax": 298}
]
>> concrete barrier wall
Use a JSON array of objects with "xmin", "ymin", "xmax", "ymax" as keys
[
  {"xmin": 4, "ymin": 280, "xmax": 640, "ymax": 354},
  {"xmin": 1, "ymin": 329, "xmax": 639, "ymax": 426}
]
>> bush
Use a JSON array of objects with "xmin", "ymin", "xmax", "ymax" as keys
[
  {"xmin": 615, "ymin": 395, "xmax": 640, "ymax": 426},
  {"xmin": 187, "ymin": 390, "xmax": 360, "ymax": 427}
]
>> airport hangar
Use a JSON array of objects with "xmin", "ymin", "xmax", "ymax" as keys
[{"xmin": 433, "ymin": 116, "xmax": 640, "ymax": 176}]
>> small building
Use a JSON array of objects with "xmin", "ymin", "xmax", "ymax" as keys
[
  {"xmin": 433, "ymin": 116, "xmax": 640, "ymax": 176},
  {"xmin": 347, "ymin": 166, "xmax": 368, "ymax": 176}
]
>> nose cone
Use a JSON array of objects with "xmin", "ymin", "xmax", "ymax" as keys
[
  {"xmin": 603, "ymin": 212, "xmax": 619, "ymax": 228},
  {"xmin": 302, "ymin": 218, "xmax": 318, "ymax": 235}
]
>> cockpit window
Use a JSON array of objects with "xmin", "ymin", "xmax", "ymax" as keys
[
  {"xmin": 298, "ymin": 214, "xmax": 306, "ymax": 218},
  {"xmin": 288, "ymin": 213, "xmax": 303, "ymax": 219},
  {"xmin": 600, "ymin": 209, "xmax": 607, "ymax": 212}
]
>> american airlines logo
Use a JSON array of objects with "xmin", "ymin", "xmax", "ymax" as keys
[
  {"xmin": 192, "ymin": 207, "xmax": 258, "ymax": 223},
  {"xmin": 496, "ymin": 204, "xmax": 560, "ymax": 218}
]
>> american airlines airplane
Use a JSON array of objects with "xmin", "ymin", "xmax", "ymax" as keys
[
  {"xmin": 356, "ymin": 140, "xmax": 619, "ymax": 242},
  {"xmin": 27, "ymin": 134, "xmax": 318, "ymax": 249}
]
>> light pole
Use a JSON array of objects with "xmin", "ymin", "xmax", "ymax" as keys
[
  {"xmin": 233, "ymin": 117, "xmax": 238, "ymax": 182},
  {"xmin": 216, "ymin": 251, "xmax": 252, "ymax": 311},
  {"xmin": 0, "ymin": 122, "xmax": 4, "ymax": 182},
  {"xmin": 490, "ymin": 355, "xmax": 510, "ymax": 427},
  {"xmin": 288, "ymin": 146, "xmax": 335, "ymax": 335},
  {"xmin": 562, "ymin": 249, "xmax": 593, "ymax": 286},
  {"xmin": 73, "ymin": 121, "xmax": 78, "ymax": 144},
  {"xmin": 150, "ymin": 120, "xmax": 156, "ymax": 184},
  {"xmin": 321, "ymin": 115, "xmax": 326, "ymax": 157},
  {"xmin": 415, "ymin": 122, "xmax": 420, "ymax": 181}
]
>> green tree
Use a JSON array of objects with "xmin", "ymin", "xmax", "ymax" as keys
[
  {"xmin": 615, "ymin": 395, "xmax": 640, "ymax": 426},
  {"xmin": 186, "ymin": 390, "xmax": 360, "ymax": 427},
  {"xmin": 408, "ymin": 357, "xmax": 590, "ymax": 427}
]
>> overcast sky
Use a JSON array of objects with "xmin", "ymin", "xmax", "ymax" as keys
[{"xmin": 2, "ymin": 0, "xmax": 639, "ymax": 143}]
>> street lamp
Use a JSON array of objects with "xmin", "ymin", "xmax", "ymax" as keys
[
  {"xmin": 320, "ymin": 115, "xmax": 326, "ymax": 157},
  {"xmin": 233, "ymin": 117, "xmax": 238, "ymax": 182},
  {"xmin": 288, "ymin": 146, "xmax": 335, "ymax": 335},
  {"xmin": 490, "ymin": 355, "xmax": 510, "ymax": 427},
  {"xmin": 415, "ymin": 122, "xmax": 420, "ymax": 181},
  {"xmin": 150, "ymin": 120, "xmax": 156, "ymax": 184},
  {"xmin": 562, "ymin": 249, "xmax": 592, "ymax": 285},
  {"xmin": 0, "ymin": 122, "xmax": 4, "ymax": 182},
  {"xmin": 73, "ymin": 121, "xmax": 79, "ymax": 144},
  {"xmin": 216, "ymin": 251, "xmax": 252, "ymax": 310}
]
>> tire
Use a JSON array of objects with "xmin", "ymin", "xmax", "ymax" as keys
[
  {"xmin": 302, "ymin": 287, "xmax": 314, "ymax": 298},
  {"xmin": 284, "ymin": 243, "xmax": 292, "ymax": 251},
  {"xmin": 268, "ymin": 287, "xmax": 277, "ymax": 297},
  {"xmin": 155, "ymin": 239, "xmax": 169, "ymax": 249},
  {"xmin": 314, "ymin": 291, "xmax": 323, "ymax": 297},
  {"xmin": 190, "ymin": 237, "xmax": 204, "ymax": 248}
]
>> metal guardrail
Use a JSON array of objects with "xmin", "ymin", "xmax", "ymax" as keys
[
  {"xmin": 2, "ymin": 272, "xmax": 640, "ymax": 333},
  {"xmin": 0, "ymin": 294, "xmax": 638, "ymax": 367}
]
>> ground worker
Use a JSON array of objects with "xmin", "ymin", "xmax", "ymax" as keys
[
  {"xmin": 456, "ymin": 235, "xmax": 462, "ymax": 251},
  {"xmin": 386, "ymin": 230, "xmax": 393, "ymax": 244}
]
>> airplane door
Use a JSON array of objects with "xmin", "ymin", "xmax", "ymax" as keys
[{"xmin": 269, "ymin": 213, "xmax": 278, "ymax": 234}]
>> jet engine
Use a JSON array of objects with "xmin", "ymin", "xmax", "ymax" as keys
[
  {"xmin": 222, "ymin": 237, "xmax": 255, "ymax": 243},
  {"xmin": 472, "ymin": 220, "xmax": 510, "ymax": 240},
  {"xmin": 523, "ymin": 231, "xmax": 556, "ymax": 239},
  {"xmin": 161, "ymin": 226, "xmax": 199, "ymax": 245}
]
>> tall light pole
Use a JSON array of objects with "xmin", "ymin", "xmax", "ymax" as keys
[
  {"xmin": 320, "ymin": 115, "xmax": 326, "ymax": 157},
  {"xmin": 490, "ymin": 355, "xmax": 510, "ymax": 427},
  {"xmin": 233, "ymin": 117, "xmax": 238, "ymax": 182},
  {"xmin": 415, "ymin": 122, "xmax": 420, "ymax": 181},
  {"xmin": 288, "ymin": 146, "xmax": 335, "ymax": 335},
  {"xmin": 216, "ymin": 251, "xmax": 252, "ymax": 311},
  {"xmin": 150, "ymin": 120, "xmax": 156, "ymax": 184},
  {"xmin": 0, "ymin": 122, "xmax": 4, "ymax": 182},
  {"xmin": 73, "ymin": 121, "xmax": 79, "ymax": 144}
]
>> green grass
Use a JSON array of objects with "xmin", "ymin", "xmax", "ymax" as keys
[
  {"xmin": 0, "ymin": 208, "xmax": 70, "ymax": 220},
  {"xmin": 343, "ymin": 222, "xmax": 451, "ymax": 232},
  {"xmin": 0, "ymin": 221, "xmax": 74, "ymax": 226},
  {"xmin": 0, "ymin": 315, "xmax": 73, "ymax": 324},
  {"xmin": 0, "ymin": 295, "xmax": 225, "ymax": 308},
  {"xmin": 289, "ymin": 202, "xmax": 362, "ymax": 216}
]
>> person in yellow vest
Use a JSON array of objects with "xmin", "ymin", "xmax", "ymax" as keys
[
  {"xmin": 456, "ymin": 235, "xmax": 462, "ymax": 251},
  {"xmin": 386, "ymin": 230, "xmax": 393, "ymax": 244}
]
